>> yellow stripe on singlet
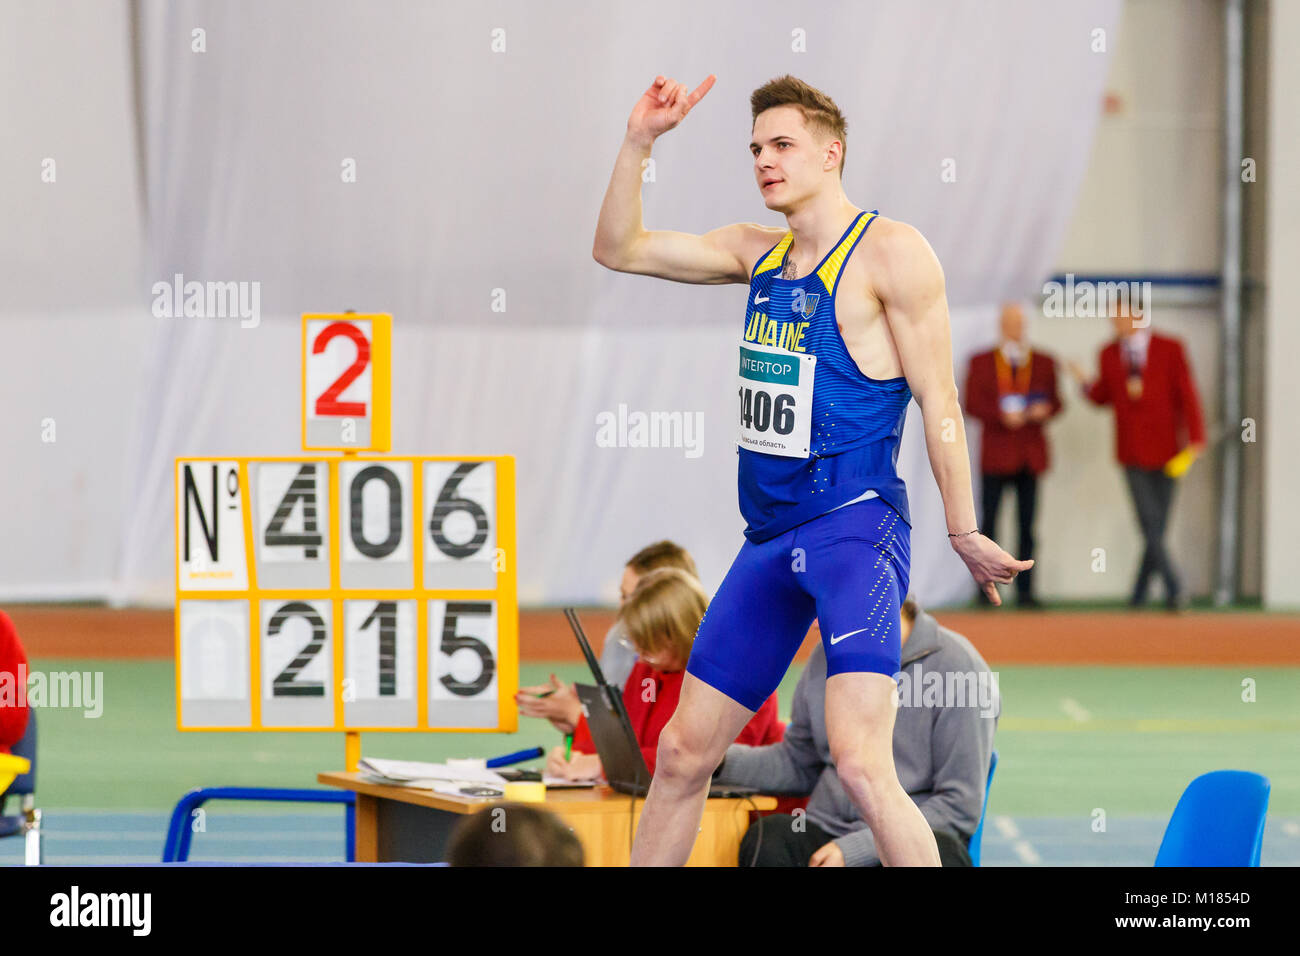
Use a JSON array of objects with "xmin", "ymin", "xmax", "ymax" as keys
[
  {"xmin": 754, "ymin": 232, "xmax": 794, "ymax": 276},
  {"xmin": 816, "ymin": 211, "xmax": 875, "ymax": 293}
]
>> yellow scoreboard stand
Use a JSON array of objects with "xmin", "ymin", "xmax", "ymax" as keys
[{"xmin": 174, "ymin": 315, "xmax": 517, "ymax": 759}]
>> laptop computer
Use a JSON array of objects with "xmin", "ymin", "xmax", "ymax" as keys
[{"xmin": 563, "ymin": 608, "xmax": 757, "ymax": 799}]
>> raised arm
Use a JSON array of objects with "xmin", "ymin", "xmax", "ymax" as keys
[
  {"xmin": 592, "ymin": 74, "xmax": 766, "ymax": 285},
  {"xmin": 869, "ymin": 221, "xmax": 1032, "ymax": 605}
]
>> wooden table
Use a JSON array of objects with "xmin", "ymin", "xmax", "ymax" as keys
[{"xmin": 318, "ymin": 772, "xmax": 775, "ymax": 866}]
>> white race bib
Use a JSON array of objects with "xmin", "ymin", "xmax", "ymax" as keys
[{"xmin": 737, "ymin": 341, "xmax": 815, "ymax": 458}]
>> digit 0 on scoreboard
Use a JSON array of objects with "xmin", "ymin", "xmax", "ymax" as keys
[
  {"xmin": 302, "ymin": 313, "xmax": 392, "ymax": 452},
  {"xmin": 174, "ymin": 456, "xmax": 517, "ymax": 733}
]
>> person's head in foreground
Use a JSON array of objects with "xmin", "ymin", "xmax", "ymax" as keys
[
  {"xmin": 618, "ymin": 566, "xmax": 708, "ymax": 672},
  {"xmin": 620, "ymin": 540, "xmax": 699, "ymax": 606},
  {"xmin": 447, "ymin": 802, "xmax": 584, "ymax": 867}
]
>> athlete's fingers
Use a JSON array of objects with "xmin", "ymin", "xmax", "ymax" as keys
[
  {"xmin": 984, "ymin": 582, "xmax": 1001, "ymax": 605},
  {"xmin": 671, "ymin": 83, "xmax": 688, "ymax": 114},
  {"xmin": 687, "ymin": 74, "xmax": 717, "ymax": 107},
  {"xmin": 660, "ymin": 79, "xmax": 679, "ymax": 105}
]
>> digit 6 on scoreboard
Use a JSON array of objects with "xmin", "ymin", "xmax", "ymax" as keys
[{"xmin": 423, "ymin": 460, "xmax": 496, "ymax": 590}]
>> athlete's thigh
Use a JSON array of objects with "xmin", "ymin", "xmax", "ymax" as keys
[
  {"xmin": 687, "ymin": 534, "xmax": 815, "ymax": 712},
  {"xmin": 661, "ymin": 671, "xmax": 764, "ymax": 765},
  {"xmin": 797, "ymin": 497, "xmax": 911, "ymax": 680},
  {"xmin": 824, "ymin": 671, "xmax": 900, "ymax": 770}
]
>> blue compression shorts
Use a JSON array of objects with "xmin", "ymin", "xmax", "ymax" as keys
[{"xmin": 686, "ymin": 495, "xmax": 911, "ymax": 711}]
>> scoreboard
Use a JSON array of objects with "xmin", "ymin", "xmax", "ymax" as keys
[{"xmin": 174, "ymin": 314, "xmax": 517, "ymax": 735}]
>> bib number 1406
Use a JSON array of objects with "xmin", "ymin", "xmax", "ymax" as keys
[
  {"xmin": 736, "ymin": 342, "xmax": 815, "ymax": 458},
  {"xmin": 738, "ymin": 387, "xmax": 795, "ymax": 435}
]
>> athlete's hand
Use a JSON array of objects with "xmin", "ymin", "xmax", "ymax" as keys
[
  {"xmin": 809, "ymin": 842, "xmax": 846, "ymax": 867},
  {"xmin": 626, "ymin": 74, "xmax": 716, "ymax": 147},
  {"xmin": 952, "ymin": 533, "xmax": 1034, "ymax": 606}
]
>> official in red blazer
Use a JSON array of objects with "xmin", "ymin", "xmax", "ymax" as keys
[
  {"xmin": 1068, "ymin": 296, "xmax": 1206, "ymax": 610},
  {"xmin": 963, "ymin": 303, "xmax": 1063, "ymax": 607},
  {"xmin": 548, "ymin": 568, "xmax": 781, "ymax": 781},
  {"xmin": 1, "ymin": 610, "xmax": 31, "ymax": 756}
]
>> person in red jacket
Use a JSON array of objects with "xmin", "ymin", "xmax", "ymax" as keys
[
  {"xmin": 548, "ymin": 568, "xmax": 782, "ymax": 780},
  {"xmin": 0, "ymin": 610, "xmax": 32, "ymax": 756},
  {"xmin": 963, "ymin": 303, "xmax": 1063, "ymax": 607},
  {"xmin": 1068, "ymin": 293, "xmax": 1206, "ymax": 610}
]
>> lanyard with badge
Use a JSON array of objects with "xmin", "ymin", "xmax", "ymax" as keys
[
  {"xmin": 995, "ymin": 347, "xmax": 1033, "ymax": 415},
  {"xmin": 1124, "ymin": 341, "xmax": 1144, "ymax": 400}
]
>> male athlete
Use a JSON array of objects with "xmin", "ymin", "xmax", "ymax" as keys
[{"xmin": 592, "ymin": 73, "xmax": 1031, "ymax": 866}]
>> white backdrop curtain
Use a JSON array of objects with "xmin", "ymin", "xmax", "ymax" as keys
[{"xmin": 4, "ymin": 0, "xmax": 1122, "ymax": 606}]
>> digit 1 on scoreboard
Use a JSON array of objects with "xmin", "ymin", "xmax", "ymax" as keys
[{"xmin": 343, "ymin": 599, "xmax": 417, "ymax": 727}]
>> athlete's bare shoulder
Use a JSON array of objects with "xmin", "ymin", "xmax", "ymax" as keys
[
  {"xmin": 856, "ymin": 215, "xmax": 945, "ymax": 297},
  {"xmin": 730, "ymin": 222, "xmax": 789, "ymax": 278}
]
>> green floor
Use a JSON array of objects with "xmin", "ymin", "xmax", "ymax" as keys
[{"xmin": 21, "ymin": 657, "xmax": 1299, "ymax": 817}]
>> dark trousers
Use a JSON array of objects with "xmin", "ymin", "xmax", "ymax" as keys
[
  {"xmin": 738, "ymin": 814, "xmax": 973, "ymax": 867},
  {"xmin": 979, "ymin": 467, "xmax": 1038, "ymax": 601},
  {"xmin": 1123, "ymin": 465, "xmax": 1181, "ymax": 603}
]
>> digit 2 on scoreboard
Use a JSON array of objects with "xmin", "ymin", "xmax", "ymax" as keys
[
  {"xmin": 423, "ymin": 460, "xmax": 496, "ymax": 590},
  {"xmin": 302, "ymin": 314, "xmax": 391, "ymax": 452},
  {"xmin": 260, "ymin": 598, "xmax": 334, "ymax": 728}
]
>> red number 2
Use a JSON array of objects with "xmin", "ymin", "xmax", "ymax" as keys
[{"xmin": 313, "ymin": 322, "xmax": 370, "ymax": 417}]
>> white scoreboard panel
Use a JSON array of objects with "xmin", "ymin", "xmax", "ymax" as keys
[{"xmin": 174, "ymin": 456, "xmax": 517, "ymax": 732}]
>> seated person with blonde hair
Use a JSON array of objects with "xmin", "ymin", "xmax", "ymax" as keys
[
  {"xmin": 516, "ymin": 540, "xmax": 699, "ymax": 733},
  {"xmin": 547, "ymin": 567, "xmax": 783, "ymax": 781}
]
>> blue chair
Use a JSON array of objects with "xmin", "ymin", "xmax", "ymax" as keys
[
  {"xmin": 1155, "ymin": 770, "xmax": 1269, "ymax": 866},
  {"xmin": 966, "ymin": 749, "xmax": 998, "ymax": 867},
  {"xmin": 162, "ymin": 787, "xmax": 356, "ymax": 862},
  {"xmin": 0, "ymin": 710, "xmax": 41, "ymax": 865}
]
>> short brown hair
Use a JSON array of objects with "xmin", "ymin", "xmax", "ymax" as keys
[
  {"xmin": 618, "ymin": 567, "xmax": 708, "ymax": 662},
  {"xmin": 625, "ymin": 540, "xmax": 698, "ymax": 579},
  {"xmin": 447, "ymin": 803, "xmax": 585, "ymax": 867},
  {"xmin": 751, "ymin": 75, "xmax": 848, "ymax": 178}
]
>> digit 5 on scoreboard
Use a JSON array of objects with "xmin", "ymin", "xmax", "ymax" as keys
[{"xmin": 302, "ymin": 313, "xmax": 392, "ymax": 452}]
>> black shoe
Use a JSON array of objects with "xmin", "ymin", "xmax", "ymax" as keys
[{"xmin": 1018, "ymin": 594, "xmax": 1043, "ymax": 609}]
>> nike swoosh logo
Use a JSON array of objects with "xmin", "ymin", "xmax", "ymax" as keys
[
  {"xmin": 754, "ymin": 294, "xmax": 769, "ymax": 304},
  {"xmin": 829, "ymin": 627, "xmax": 870, "ymax": 645}
]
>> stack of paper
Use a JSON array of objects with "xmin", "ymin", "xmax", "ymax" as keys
[{"xmin": 357, "ymin": 757, "xmax": 507, "ymax": 788}]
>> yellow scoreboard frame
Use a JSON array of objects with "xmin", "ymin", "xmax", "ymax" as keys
[{"xmin": 173, "ymin": 454, "xmax": 518, "ymax": 734}]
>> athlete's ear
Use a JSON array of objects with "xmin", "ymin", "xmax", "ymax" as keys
[{"xmin": 824, "ymin": 139, "xmax": 843, "ymax": 174}]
